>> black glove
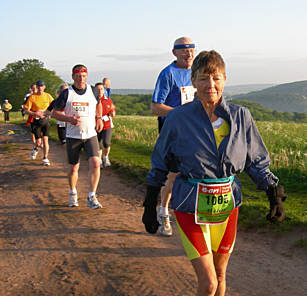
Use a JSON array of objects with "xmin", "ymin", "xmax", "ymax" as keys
[
  {"xmin": 266, "ymin": 184, "xmax": 287, "ymax": 222},
  {"xmin": 142, "ymin": 186, "xmax": 160, "ymax": 234}
]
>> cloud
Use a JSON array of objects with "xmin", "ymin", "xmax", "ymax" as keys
[{"xmin": 97, "ymin": 52, "xmax": 171, "ymax": 62}]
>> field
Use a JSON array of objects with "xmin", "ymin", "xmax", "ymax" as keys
[
  {"xmin": 110, "ymin": 116, "xmax": 307, "ymax": 231},
  {"xmin": 2, "ymin": 112, "xmax": 307, "ymax": 232}
]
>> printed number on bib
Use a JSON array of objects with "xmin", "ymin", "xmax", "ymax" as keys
[
  {"xmin": 180, "ymin": 86, "xmax": 196, "ymax": 105},
  {"xmin": 195, "ymin": 181, "xmax": 235, "ymax": 225},
  {"xmin": 72, "ymin": 102, "xmax": 89, "ymax": 117}
]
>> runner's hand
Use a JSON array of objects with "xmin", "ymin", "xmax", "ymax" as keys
[
  {"xmin": 266, "ymin": 184, "xmax": 287, "ymax": 222},
  {"xmin": 142, "ymin": 206, "xmax": 160, "ymax": 233},
  {"xmin": 142, "ymin": 186, "xmax": 160, "ymax": 234},
  {"xmin": 69, "ymin": 116, "xmax": 81, "ymax": 126},
  {"xmin": 35, "ymin": 110, "xmax": 45, "ymax": 118},
  {"xmin": 96, "ymin": 118, "xmax": 104, "ymax": 133}
]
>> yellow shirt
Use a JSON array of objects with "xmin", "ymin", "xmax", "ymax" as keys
[
  {"xmin": 3, "ymin": 103, "xmax": 12, "ymax": 112},
  {"xmin": 24, "ymin": 92, "xmax": 54, "ymax": 111},
  {"xmin": 212, "ymin": 118, "xmax": 230, "ymax": 148}
]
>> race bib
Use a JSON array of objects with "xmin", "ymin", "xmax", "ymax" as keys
[
  {"xmin": 57, "ymin": 121, "xmax": 66, "ymax": 128},
  {"xmin": 102, "ymin": 115, "xmax": 110, "ymax": 122},
  {"xmin": 180, "ymin": 86, "xmax": 196, "ymax": 105},
  {"xmin": 195, "ymin": 181, "xmax": 235, "ymax": 225},
  {"xmin": 72, "ymin": 102, "xmax": 89, "ymax": 117}
]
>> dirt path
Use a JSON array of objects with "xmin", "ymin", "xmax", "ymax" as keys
[{"xmin": 0, "ymin": 123, "xmax": 306, "ymax": 296}]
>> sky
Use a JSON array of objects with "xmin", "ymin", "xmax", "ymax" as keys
[{"xmin": 1, "ymin": 0, "xmax": 307, "ymax": 89}]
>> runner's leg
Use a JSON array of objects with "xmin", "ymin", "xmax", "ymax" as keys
[
  {"xmin": 42, "ymin": 136, "xmax": 49, "ymax": 159},
  {"xmin": 102, "ymin": 128, "xmax": 112, "ymax": 158},
  {"xmin": 160, "ymin": 171, "xmax": 178, "ymax": 208},
  {"xmin": 213, "ymin": 252, "xmax": 231, "ymax": 296},
  {"xmin": 158, "ymin": 172, "xmax": 178, "ymax": 236},
  {"xmin": 191, "ymin": 254, "xmax": 218, "ymax": 296},
  {"xmin": 88, "ymin": 156, "xmax": 101, "ymax": 192},
  {"xmin": 69, "ymin": 163, "xmax": 80, "ymax": 191}
]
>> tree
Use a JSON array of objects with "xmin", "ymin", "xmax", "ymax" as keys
[{"xmin": 0, "ymin": 59, "xmax": 63, "ymax": 110}]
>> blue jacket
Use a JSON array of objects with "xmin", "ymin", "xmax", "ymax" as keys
[{"xmin": 147, "ymin": 97, "xmax": 278, "ymax": 213}]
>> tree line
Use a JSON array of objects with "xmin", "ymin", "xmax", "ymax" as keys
[
  {"xmin": 112, "ymin": 95, "xmax": 307, "ymax": 123},
  {"xmin": 1, "ymin": 58, "xmax": 306, "ymax": 123},
  {"xmin": 0, "ymin": 59, "xmax": 63, "ymax": 110}
]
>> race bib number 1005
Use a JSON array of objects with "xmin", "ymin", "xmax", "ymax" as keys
[{"xmin": 195, "ymin": 182, "xmax": 235, "ymax": 225}]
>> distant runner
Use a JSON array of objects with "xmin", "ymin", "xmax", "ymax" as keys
[
  {"xmin": 102, "ymin": 77, "xmax": 111, "ymax": 98},
  {"xmin": 24, "ymin": 80, "xmax": 54, "ymax": 166},
  {"xmin": 24, "ymin": 83, "xmax": 38, "ymax": 148},
  {"xmin": 46, "ymin": 83, "xmax": 69, "ymax": 147},
  {"xmin": 2, "ymin": 99, "xmax": 12, "ymax": 123},
  {"xmin": 95, "ymin": 82, "xmax": 116, "ymax": 168}
]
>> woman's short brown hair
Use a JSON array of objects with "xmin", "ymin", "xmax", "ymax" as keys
[{"xmin": 191, "ymin": 50, "xmax": 225, "ymax": 80}]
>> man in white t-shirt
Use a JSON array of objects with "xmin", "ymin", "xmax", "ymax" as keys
[{"xmin": 52, "ymin": 64, "xmax": 104, "ymax": 209}]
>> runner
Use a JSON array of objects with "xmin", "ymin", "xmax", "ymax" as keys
[
  {"xmin": 95, "ymin": 83, "xmax": 116, "ymax": 168},
  {"xmin": 46, "ymin": 83, "xmax": 69, "ymax": 147},
  {"xmin": 24, "ymin": 83, "xmax": 38, "ymax": 148},
  {"xmin": 142, "ymin": 50, "xmax": 287, "ymax": 296},
  {"xmin": 52, "ymin": 64, "xmax": 104, "ymax": 209},
  {"xmin": 102, "ymin": 77, "xmax": 111, "ymax": 98},
  {"xmin": 24, "ymin": 80, "xmax": 54, "ymax": 166},
  {"xmin": 151, "ymin": 36, "xmax": 196, "ymax": 236},
  {"xmin": 20, "ymin": 104, "xmax": 26, "ymax": 119},
  {"xmin": 2, "ymin": 99, "xmax": 12, "ymax": 123}
]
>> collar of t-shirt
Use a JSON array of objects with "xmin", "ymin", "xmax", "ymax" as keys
[{"xmin": 72, "ymin": 84, "xmax": 87, "ymax": 95}]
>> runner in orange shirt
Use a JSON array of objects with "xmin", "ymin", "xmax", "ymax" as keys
[{"xmin": 24, "ymin": 80, "xmax": 54, "ymax": 166}]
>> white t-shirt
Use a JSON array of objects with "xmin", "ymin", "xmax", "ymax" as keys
[{"xmin": 64, "ymin": 85, "xmax": 98, "ymax": 139}]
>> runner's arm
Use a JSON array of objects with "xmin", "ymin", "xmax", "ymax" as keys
[
  {"xmin": 151, "ymin": 102, "xmax": 174, "ymax": 117},
  {"xmin": 92, "ymin": 86, "xmax": 103, "ymax": 132},
  {"xmin": 24, "ymin": 98, "xmax": 37, "ymax": 117},
  {"xmin": 151, "ymin": 69, "xmax": 173, "ymax": 117},
  {"xmin": 52, "ymin": 110, "xmax": 80, "ymax": 126}
]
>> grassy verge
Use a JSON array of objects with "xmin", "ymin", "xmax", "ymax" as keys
[
  {"xmin": 111, "ymin": 116, "xmax": 307, "ymax": 234},
  {"xmin": 3, "ymin": 113, "xmax": 307, "ymax": 235}
]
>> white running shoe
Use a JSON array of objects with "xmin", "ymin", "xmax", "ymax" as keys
[
  {"xmin": 68, "ymin": 192, "xmax": 79, "ymax": 207},
  {"xmin": 42, "ymin": 158, "xmax": 50, "ymax": 166},
  {"xmin": 158, "ymin": 214, "xmax": 173, "ymax": 236},
  {"xmin": 30, "ymin": 148, "xmax": 38, "ymax": 160},
  {"xmin": 103, "ymin": 156, "xmax": 111, "ymax": 167},
  {"xmin": 86, "ymin": 195, "xmax": 103, "ymax": 209}
]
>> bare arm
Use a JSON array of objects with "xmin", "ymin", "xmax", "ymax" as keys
[
  {"xmin": 95, "ymin": 102, "xmax": 103, "ymax": 132},
  {"xmin": 52, "ymin": 110, "xmax": 80, "ymax": 126},
  {"xmin": 151, "ymin": 102, "xmax": 174, "ymax": 117}
]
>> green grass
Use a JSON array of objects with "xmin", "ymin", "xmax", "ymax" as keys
[
  {"xmin": 111, "ymin": 116, "xmax": 307, "ymax": 232},
  {"xmin": 3, "ymin": 112, "xmax": 307, "ymax": 232},
  {"xmin": 294, "ymin": 238, "xmax": 307, "ymax": 248}
]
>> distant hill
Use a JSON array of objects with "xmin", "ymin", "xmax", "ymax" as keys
[
  {"xmin": 229, "ymin": 80, "xmax": 307, "ymax": 113},
  {"xmin": 112, "ymin": 89, "xmax": 153, "ymax": 95},
  {"xmin": 112, "ymin": 84, "xmax": 273, "ymax": 96},
  {"xmin": 111, "ymin": 94, "xmax": 307, "ymax": 123},
  {"xmin": 224, "ymin": 84, "xmax": 274, "ymax": 96}
]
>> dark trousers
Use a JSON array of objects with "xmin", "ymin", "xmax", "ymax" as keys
[{"xmin": 4, "ymin": 111, "xmax": 9, "ymax": 122}]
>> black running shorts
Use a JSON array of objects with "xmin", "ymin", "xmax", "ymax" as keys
[
  {"xmin": 32, "ymin": 118, "xmax": 50, "ymax": 139},
  {"xmin": 97, "ymin": 128, "xmax": 112, "ymax": 149},
  {"xmin": 66, "ymin": 136, "xmax": 99, "ymax": 165}
]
